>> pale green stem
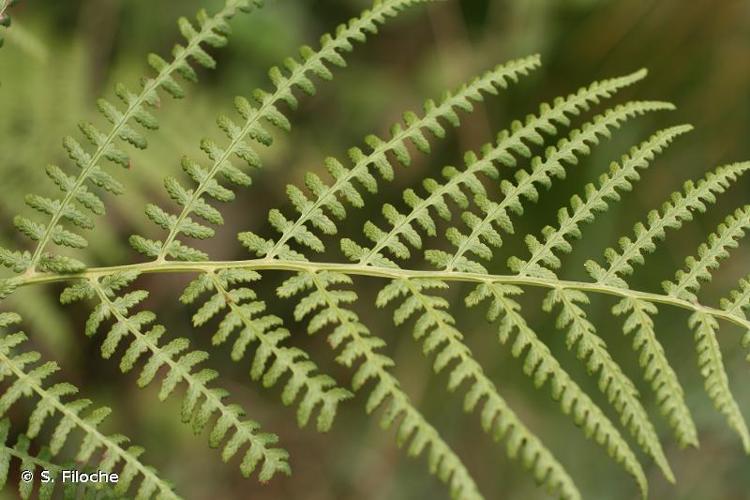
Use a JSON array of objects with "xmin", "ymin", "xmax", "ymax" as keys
[{"xmin": 9, "ymin": 259, "xmax": 749, "ymax": 332}]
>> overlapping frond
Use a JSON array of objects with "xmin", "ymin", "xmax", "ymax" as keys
[
  {"xmin": 378, "ymin": 278, "xmax": 581, "ymax": 500},
  {"xmin": 0, "ymin": 419, "xmax": 114, "ymax": 500},
  {"xmin": 340, "ymin": 72, "xmax": 657, "ymax": 267},
  {"xmin": 277, "ymin": 271, "xmax": 482, "ymax": 500},
  {"xmin": 465, "ymin": 283, "xmax": 648, "ymax": 496},
  {"xmin": 425, "ymin": 101, "xmax": 669, "ymax": 274},
  {"xmin": 131, "ymin": 0, "xmax": 438, "ymax": 262},
  {"xmin": 0, "ymin": 312, "xmax": 176, "ymax": 499},
  {"xmin": 58, "ymin": 274, "xmax": 290, "ymax": 483},
  {"xmin": 0, "ymin": 0, "xmax": 260, "ymax": 275},
  {"xmin": 508, "ymin": 125, "xmax": 691, "ymax": 278},
  {"xmin": 241, "ymin": 55, "xmax": 543, "ymax": 260},
  {"xmin": 180, "ymin": 269, "xmax": 351, "ymax": 432},
  {"xmin": 662, "ymin": 208, "xmax": 750, "ymax": 450},
  {"xmin": 586, "ymin": 162, "xmax": 750, "ymax": 288}
]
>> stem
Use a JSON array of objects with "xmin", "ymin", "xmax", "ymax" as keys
[{"xmin": 10, "ymin": 259, "xmax": 750, "ymax": 332}]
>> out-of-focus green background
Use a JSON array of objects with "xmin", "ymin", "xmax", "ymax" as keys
[{"xmin": 1, "ymin": 1, "xmax": 748, "ymax": 499}]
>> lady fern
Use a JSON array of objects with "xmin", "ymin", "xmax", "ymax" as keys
[{"xmin": 1, "ymin": 1, "xmax": 749, "ymax": 499}]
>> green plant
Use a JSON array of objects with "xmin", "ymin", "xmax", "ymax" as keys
[{"xmin": 1, "ymin": 0, "xmax": 748, "ymax": 499}]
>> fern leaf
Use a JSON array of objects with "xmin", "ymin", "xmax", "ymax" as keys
[
  {"xmin": 662, "ymin": 208, "xmax": 750, "ymax": 449},
  {"xmin": 586, "ymin": 162, "xmax": 750, "ymax": 288},
  {"xmin": 279, "ymin": 270, "xmax": 483, "ymax": 500},
  {"xmin": 0, "ymin": 0, "xmax": 261, "ymax": 275},
  {"xmin": 378, "ymin": 279, "xmax": 581, "ymax": 500},
  {"xmin": 495, "ymin": 123, "xmax": 697, "ymax": 450},
  {"xmin": 464, "ymin": 283, "xmax": 649, "ymax": 495},
  {"xmin": 342, "ymin": 73, "xmax": 660, "ymax": 266},
  {"xmin": 0, "ymin": 419, "xmax": 113, "ymax": 499},
  {"xmin": 132, "ymin": 0, "xmax": 445, "ymax": 262},
  {"xmin": 430, "ymin": 101, "xmax": 669, "ymax": 273},
  {"xmin": 242, "ymin": 55, "xmax": 542, "ymax": 261},
  {"xmin": 662, "ymin": 206, "xmax": 750, "ymax": 301},
  {"xmin": 60, "ymin": 274, "xmax": 291, "ymax": 483},
  {"xmin": 509, "ymin": 125, "xmax": 692, "ymax": 278},
  {"xmin": 721, "ymin": 275, "xmax": 750, "ymax": 360},
  {"xmin": 181, "ymin": 269, "xmax": 352, "ymax": 432},
  {"xmin": 611, "ymin": 298, "xmax": 699, "ymax": 448},
  {"xmin": 0, "ymin": 313, "xmax": 177, "ymax": 499},
  {"xmin": 543, "ymin": 288, "xmax": 675, "ymax": 482},
  {"xmin": 689, "ymin": 312, "xmax": 750, "ymax": 451}
]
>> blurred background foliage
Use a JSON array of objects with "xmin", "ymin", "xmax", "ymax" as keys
[{"xmin": 0, "ymin": 1, "xmax": 749, "ymax": 499}]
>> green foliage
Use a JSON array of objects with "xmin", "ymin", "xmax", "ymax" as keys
[
  {"xmin": 0, "ymin": 419, "xmax": 111, "ymax": 500},
  {"xmin": 0, "ymin": 313, "xmax": 175, "ymax": 498},
  {"xmin": 466, "ymin": 283, "xmax": 648, "ymax": 496},
  {"xmin": 585, "ymin": 162, "xmax": 750, "ymax": 288},
  {"xmin": 722, "ymin": 275, "xmax": 750, "ymax": 360},
  {"xmin": 131, "ymin": 0, "xmax": 440, "ymax": 262},
  {"xmin": 378, "ymin": 278, "xmax": 580, "ymax": 500},
  {"xmin": 663, "ymin": 208, "xmax": 750, "ymax": 450},
  {"xmin": 60, "ymin": 272, "xmax": 291, "ymax": 483},
  {"xmin": 0, "ymin": 0, "xmax": 262, "ymax": 275},
  {"xmin": 278, "ymin": 270, "xmax": 483, "ymax": 500},
  {"xmin": 543, "ymin": 287, "xmax": 674, "ymax": 482},
  {"xmin": 241, "ymin": 55, "xmax": 542, "ymax": 260},
  {"xmin": 181, "ymin": 269, "xmax": 352, "ymax": 432},
  {"xmin": 1, "ymin": 0, "xmax": 749, "ymax": 498}
]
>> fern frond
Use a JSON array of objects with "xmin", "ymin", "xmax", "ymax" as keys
[
  {"xmin": 132, "ymin": 0, "xmax": 439, "ymax": 263},
  {"xmin": 180, "ymin": 269, "xmax": 352, "ymax": 432},
  {"xmin": 59, "ymin": 275, "xmax": 290, "ymax": 483},
  {"xmin": 465, "ymin": 283, "xmax": 648, "ymax": 496},
  {"xmin": 586, "ymin": 162, "xmax": 750, "ymax": 288},
  {"xmin": 508, "ymin": 125, "xmax": 692, "ymax": 278},
  {"xmin": 611, "ymin": 298, "xmax": 698, "ymax": 448},
  {"xmin": 721, "ymin": 275, "xmax": 750, "ymax": 360},
  {"xmin": 542, "ymin": 288, "xmax": 675, "ymax": 482},
  {"xmin": 277, "ymin": 270, "xmax": 482, "ymax": 500},
  {"xmin": 0, "ymin": 0, "xmax": 261, "ymax": 275},
  {"xmin": 688, "ymin": 312, "xmax": 750, "ymax": 451},
  {"xmin": 497, "ymin": 123, "xmax": 698, "ymax": 449},
  {"xmin": 378, "ymin": 279, "xmax": 581, "ymax": 500},
  {"xmin": 341, "ymin": 73, "xmax": 659, "ymax": 267},
  {"xmin": 0, "ymin": 419, "xmax": 111, "ymax": 499},
  {"xmin": 241, "ymin": 55, "xmax": 542, "ymax": 260},
  {"xmin": 427, "ymin": 101, "xmax": 668, "ymax": 274},
  {"xmin": 662, "ymin": 208, "xmax": 750, "ymax": 450},
  {"xmin": 662, "ymin": 205, "xmax": 750, "ymax": 301},
  {"xmin": 0, "ymin": 312, "xmax": 177, "ymax": 499}
]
